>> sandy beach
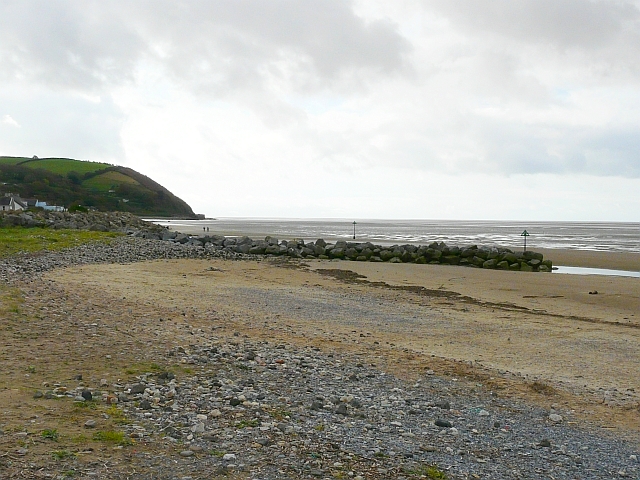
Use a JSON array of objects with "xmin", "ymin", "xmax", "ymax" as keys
[
  {"xmin": 2, "ymin": 241, "xmax": 639, "ymax": 477},
  {"xmin": 51, "ymin": 249, "xmax": 640, "ymax": 421}
]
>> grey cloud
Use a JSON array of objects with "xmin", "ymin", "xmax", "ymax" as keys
[
  {"xmin": 425, "ymin": 0, "xmax": 640, "ymax": 49},
  {"xmin": 450, "ymin": 119, "xmax": 640, "ymax": 178},
  {"xmin": 0, "ymin": 88, "xmax": 124, "ymax": 160},
  {"xmin": 0, "ymin": 1, "xmax": 410, "ymax": 95}
]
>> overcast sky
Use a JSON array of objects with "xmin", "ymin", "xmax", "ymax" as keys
[{"xmin": 1, "ymin": 0, "xmax": 639, "ymax": 221}]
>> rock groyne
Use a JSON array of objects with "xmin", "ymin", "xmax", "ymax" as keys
[
  {"xmin": 0, "ymin": 211, "xmax": 552, "ymax": 271},
  {"xmin": 164, "ymin": 232, "xmax": 552, "ymax": 272}
]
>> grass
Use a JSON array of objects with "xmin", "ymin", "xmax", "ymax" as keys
[
  {"xmin": 51, "ymin": 449, "xmax": 75, "ymax": 460},
  {"xmin": 267, "ymin": 408, "xmax": 291, "ymax": 421},
  {"xmin": 235, "ymin": 419, "xmax": 260, "ymax": 429},
  {"xmin": 404, "ymin": 464, "xmax": 448, "ymax": 479},
  {"xmin": 105, "ymin": 405, "xmax": 129, "ymax": 425},
  {"xmin": 0, "ymin": 285, "xmax": 24, "ymax": 317},
  {"xmin": 72, "ymin": 401, "xmax": 98, "ymax": 411},
  {"xmin": 0, "ymin": 227, "xmax": 122, "ymax": 258},
  {"xmin": 93, "ymin": 430, "xmax": 132, "ymax": 446},
  {"xmin": 0, "ymin": 156, "xmax": 30, "ymax": 165},
  {"xmin": 83, "ymin": 171, "xmax": 139, "ymax": 192},
  {"xmin": 17, "ymin": 158, "xmax": 111, "ymax": 175},
  {"xmin": 41, "ymin": 429, "xmax": 60, "ymax": 441},
  {"xmin": 123, "ymin": 362, "xmax": 164, "ymax": 375}
]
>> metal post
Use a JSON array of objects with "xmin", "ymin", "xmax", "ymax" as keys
[
  {"xmin": 521, "ymin": 230, "xmax": 530, "ymax": 252},
  {"xmin": 353, "ymin": 221, "xmax": 357, "ymax": 240}
]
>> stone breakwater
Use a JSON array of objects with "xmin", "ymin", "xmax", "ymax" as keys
[
  {"xmin": 0, "ymin": 211, "xmax": 552, "ymax": 271},
  {"xmin": 165, "ymin": 232, "xmax": 553, "ymax": 272}
]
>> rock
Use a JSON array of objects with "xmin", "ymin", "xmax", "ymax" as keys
[
  {"xmin": 129, "ymin": 383, "xmax": 146, "ymax": 394},
  {"xmin": 81, "ymin": 389, "xmax": 93, "ymax": 401},
  {"xmin": 435, "ymin": 419, "xmax": 452, "ymax": 428},
  {"xmin": 336, "ymin": 403, "xmax": 348, "ymax": 415},
  {"xmin": 222, "ymin": 453, "xmax": 236, "ymax": 461},
  {"xmin": 84, "ymin": 419, "xmax": 97, "ymax": 428},
  {"xmin": 179, "ymin": 450, "xmax": 194, "ymax": 457},
  {"xmin": 549, "ymin": 413, "xmax": 563, "ymax": 423},
  {"xmin": 538, "ymin": 439, "xmax": 552, "ymax": 448}
]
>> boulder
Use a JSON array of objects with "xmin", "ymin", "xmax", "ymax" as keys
[{"xmin": 482, "ymin": 259, "xmax": 498, "ymax": 269}]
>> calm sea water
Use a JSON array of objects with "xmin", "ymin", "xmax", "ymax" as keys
[{"xmin": 145, "ymin": 218, "xmax": 640, "ymax": 254}]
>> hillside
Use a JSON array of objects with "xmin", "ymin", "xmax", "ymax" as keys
[{"xmin": 0, "ymin": 156, "xmax": 197, "ymax": 217}]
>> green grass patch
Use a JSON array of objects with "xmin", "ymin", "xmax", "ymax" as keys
[
  {"xmin": 404, "ymin": 465, "xmax": 448, "ymax": 479},
  {"xmin": 72, "ymin": 401, "xmax": 98, "ymax": 411},
  {"xmin": 18, "ymin": 158, "xmax": 111, "ymax": 175},
  {"xmin": 51, "ymin": 449, "xmax": 75, "ymax": 460},
  {"xmin": 0, "ymin": 227, "xmax": 122, "ymax": 258},
  {"xmin": 83, "ymin": 171, "xmax": 139, "ymax": 192},
  {"xmin": 123, "ymin": 362, "xmax": 164, "ymax": 375},
  {"xmin": 93, "ymin": 430, "xmax": 132, "ymax": 446},
  {"xmin": 105, "ymin": 405, "xmax": 129, "ymax": 425},
  {"xmin": 267, "ymin": 408, "xmax": 291, "ymax": 421},
  {"xmin": 41, "ymin": 429, "xmax": 60, "ymax": 441},
  {"xmin": 235, "ymin": 419, "xmax": 260, "ymax": 429}
]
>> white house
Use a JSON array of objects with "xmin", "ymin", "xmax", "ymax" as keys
[{"xmin": 0, "ymin": 195, "xmax": 28, "ymax": 211}]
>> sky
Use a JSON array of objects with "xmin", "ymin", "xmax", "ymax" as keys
[{"xmin": 1, "ymin": 0, "xmax": 639, "ymax": 221}]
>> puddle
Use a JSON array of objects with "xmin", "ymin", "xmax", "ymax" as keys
[{"xmin": 553, "ymin": 266, "xmax": 640, "ymax": 278}]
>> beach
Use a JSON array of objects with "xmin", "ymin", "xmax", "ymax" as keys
[{"xmin": 2, "ymin": 239, "xmax": 639, "ymax": 478}]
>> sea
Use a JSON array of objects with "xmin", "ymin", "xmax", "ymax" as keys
[{"xmin": 145, "ymin": 218, "xmax": 640, "ymax": 254}]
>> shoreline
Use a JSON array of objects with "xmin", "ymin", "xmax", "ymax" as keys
[
  {"xmin": 151, "ymin": 221, "xmax": 640, "ymax": 272},
  {"xmin": 536, "ymin": 248, "xmax": 640, "ymax": 271}
]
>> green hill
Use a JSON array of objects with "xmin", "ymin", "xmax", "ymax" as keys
[{"xmin": 0, "ymin": 156, "xmax": 197, "ymax": 217}]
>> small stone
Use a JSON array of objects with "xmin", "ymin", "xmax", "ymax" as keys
[
  {"xmin": 191, "ymin": 423, "xmax": 205, "ymax": 433},
  {"xmin": 129, "ymin": 383, "xmax": 146, "ymax": 394},
  {"xmin": 33, "ymin": 391, "xmax": 43, "ymax": 399},
  {"xmin": 435, "ymin": 401, "xmax": 450, "ymax": 410},
  {"xmin": 229, "ymin": 398, "xmax": 241, "ymax": 406},
  {"xmin": 139, "ymin": 400, "xmax": 152, "ymax": 410},
  {"xmin": 222, "ymin": 453, "xmax": 236, "ymax": 461},
  {"xmin": 81, "ymin": 389, "xmax": 93, "ymax": 401},
  {"xmin": 549, "ymin": 413, "xmax": 563, "ymax": 423},
  {"xmin": 179, "ymin": 450, "xmax": 194, "ymax": 457},
  {"xmin": 336, "ymin": 404, "xmax": 348, "ymax": 415},
  {"xmin": 100, "ymin": 379, "xmax": 108, "ymax": 387},
  {"xmin": 84, "ymin": 420, "xmax": 97, "ymax": 429},
  {"xmin": 538, "ymin": 439, "xmax": 551, "ymax": 448},
  {"xmin": 435, "ymin": 419, "xmax": 452, "ymax": 428}
]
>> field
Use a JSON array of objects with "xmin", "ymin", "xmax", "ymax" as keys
[
  {"xmin": 0, "ymin": 157, "xmax": 111, "ymax": 175},
  {"xmin": 0, "ymin": 228, "xmax": 121, "ymax": 258},
  {"xmin": 82, "ymin": 171, "xmax": 140, "ymax": 192}
]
